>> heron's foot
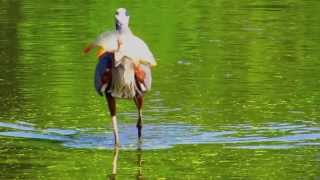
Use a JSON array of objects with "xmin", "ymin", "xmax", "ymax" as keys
[
  {"xmin": 114, "ymin": 137, "xmax": 120, "ymax": 147},
  {"xmin": 136, "ymin": 124, "xmax": 143, "ymax": 139},
  {"xmin": 114, "ymin": 142, "xmax": 120, "ymax": 148},
  {"xmin": 114, "ymin": 135, "xmax": 120, "ymax": 148},
  {"xmin": 138, "ymin": 137, "xmax": 143, "ymax": 144},
  {"xmin": 136, "ymin": 123, "xmax": 143, "ymax": 128}
]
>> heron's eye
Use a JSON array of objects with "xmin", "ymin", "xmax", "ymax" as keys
[
  {"xmin": 115, "ymin": 11, "xmax": 119, "ymax": 15},
  {"xmin": 125, "ymin": 11, "xmax": 129, "ymax": 16}
]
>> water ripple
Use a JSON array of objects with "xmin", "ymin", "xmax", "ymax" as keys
[{"xmin": 0, "ymin": 121, "xmax": 319, "ymax": 150}]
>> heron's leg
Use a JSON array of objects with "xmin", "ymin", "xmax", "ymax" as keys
[
  {"xmin": 134, "ymin": 95, "xmax": 144, "ymax": 139},
  {"xmin": 106, "ymin": 94, "xmax": 120, "ymax": 146}
]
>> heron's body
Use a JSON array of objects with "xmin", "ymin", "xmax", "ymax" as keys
[{"xmin": 85, "ymin": 8, "xmax": 156, "ymax": 146}]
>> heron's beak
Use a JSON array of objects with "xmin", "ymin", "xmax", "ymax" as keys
[
  {"xmin": 115, "ymin": 14, "xmax": 129, "ymax": 28},
  {"xmin": 96, "ymin": 47, "xmax": 106, "ymax": 57}
]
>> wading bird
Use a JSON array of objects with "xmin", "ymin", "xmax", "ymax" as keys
[{"xmin": 84, "ymin": 8, "xmax": 156, "ymax": 146}]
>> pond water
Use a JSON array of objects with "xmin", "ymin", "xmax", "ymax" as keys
[{"xmin": 0, "ymin": 0, "xmax": 320, "ymax": 179}]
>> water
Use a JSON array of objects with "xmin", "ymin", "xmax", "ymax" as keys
[
  {"xmin": 1, "ymin": 0, "xmax": 320, "ymax": 179},
  {"xmin": 1, "ymin": 121, "xmax": 320, "ymax": 150}
]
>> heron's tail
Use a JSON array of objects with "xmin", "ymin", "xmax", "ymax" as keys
[{"xmin": 110, "ymin": 57, "xmax": 137, "ymax": 98}]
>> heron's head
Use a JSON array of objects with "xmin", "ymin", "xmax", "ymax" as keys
[{"xmin": 115, "ymin": 8, "xmax": 130, "ymax": 30}]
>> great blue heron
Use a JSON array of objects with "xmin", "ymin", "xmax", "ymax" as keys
[{"xmin": 84, "ymin": 8, "xmax": 156, "ymax": 146}]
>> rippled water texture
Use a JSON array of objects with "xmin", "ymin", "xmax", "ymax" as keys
[
  {"xmin": 1, "ymin": 0, "xmax": 320, "ymax": 179},
  {"xmin": 1, "ymin": 121, "xmax": 320, "ymax": 150}
]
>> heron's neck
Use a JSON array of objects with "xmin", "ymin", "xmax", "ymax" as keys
[{"xmin": 117, "ymin": 25, "xmax": 132, "ymax": 35}]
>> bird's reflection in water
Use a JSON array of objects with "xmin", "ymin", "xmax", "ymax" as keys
[
  {"xmin": 108, "ymin": 143, "xmax": 144, "ymax": 180},
  {"xmin": 108, "ymin": 147, "xmax": 119, "ymax": 180},
  {"xmin": 136, "ymin": 146, "xmax": 143, "ymax": 180}
]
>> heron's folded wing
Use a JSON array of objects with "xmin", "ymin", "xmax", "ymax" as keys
[
  {"xmin": 140, "ymin": 64, "xmax": 152, "ymax": 90},
  {"xmin": 119, "ymin": 36, "xmax": 157, "ymax": 67},
  {"xmin": 94, "ymin": 53, "xmax": 113, "ymax": 96}
]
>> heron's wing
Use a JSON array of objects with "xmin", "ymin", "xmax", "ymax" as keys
[
  {"xmin": 140, "ymin": 64, "xmax": 152, "ymax": 90},
  {"xmin": 117, "ymin": 36, "xmax": 157, "ymax": 67},
  {"xmin": 93, "ymin": 31, "xmax": 118, "ymax": 52},
  {"xmin": 94, "ymin": 53, "xmax": 113, "ymax": 96}
]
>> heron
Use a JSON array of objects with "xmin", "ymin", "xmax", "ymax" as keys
[{"xmin": 84, "ymin": 8, "xmax": 156, "ymax": 146}]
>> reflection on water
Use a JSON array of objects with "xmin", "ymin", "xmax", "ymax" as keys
[
  {"xmin": 107, "ymin": 147, "xmax": 144, "ymax": 180},
  {"xmin": 0, "ymin": 121, "xmax": 319, "ymax": 150},
  {"xmin": 108, "ymin": 147, "xmax": 119, "ymax": 180},
  {"xmin": 136, "ymin": 147, "xmax": 143, "ymax": 180}
]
